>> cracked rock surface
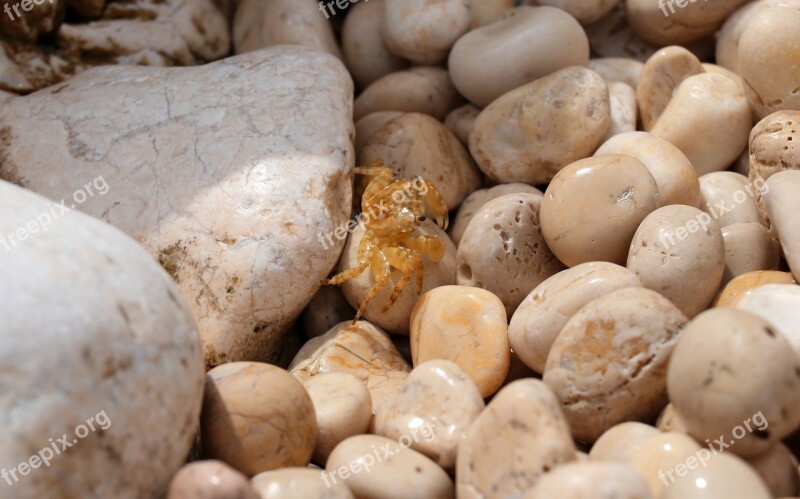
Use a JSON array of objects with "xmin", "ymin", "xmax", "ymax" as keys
[{"xmin": 0, "ymin": 45, "xmax": 354, "ymax": 368}]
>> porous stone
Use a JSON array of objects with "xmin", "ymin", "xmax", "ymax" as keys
[{"xmin": 0, "ymin": 47, "xmax": 355, "ymax": 368}]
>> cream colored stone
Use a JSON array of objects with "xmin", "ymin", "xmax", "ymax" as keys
[
  {"xmin": 627, "ymin": 205, "xmax": 725, "ymax": 318},
  {"xmin": 736, "ymin": 284, "xmax": 800, "ymax": 361},
  {"xmin": 251, "ymin": 468, "xmax": 354, "ymax": 499},
  {"xmin": 335, "ymin": 221, "xmax": 456, "ymax": 335},
  {"xmin": 471, "ymin": 0, "xmax": 515, "ymax": 27},
  {"xmin": 717, "ymin": 0, "xmax": 800, "ymax": 73},
  {"xmin": 604, "ymin": 82, "xmax": 637, "ymax": 142},
  {"xmin": 588, "ymin": 57, "xmax": 644, "ymax": 88},
  {"xmin": 353, "ymin": 67, "xmax": 464, "ymax": 121},
  {"xmin": 0, "ymin": 181, "xmax": 204, "ymax": 498},
  {"xmin": 544, "ymin": 287, "xmax": 687, "ymax": 443},
  {"xmin": 444, "ymin": 104, "xmax": 481, "ymax": 147},
  {"xmin": 305, "ymin": 373, "xmax": 373, "ymax": 465},
  {"xmin": 747, "ymin": 443, "xmax": 800, "ymax": 498},
  {"xmin": 203, "ymin": 362, "xmax": 317, "ymax": 475},
  {"xmin": 359, "ymin": 113, "xmax": 481, "ymax": 210},
  {"xmin": 662, "ymin": 453, "xmax": 772, "ymax": 499},
  {"xmin": 651, "ymin": 73, "xmax": 752, "ymax": 175},
  {"xmin": 668, "ymin": 308, "xmax": 800, "ymax": 457},
  {"xmin": 327, "ymin": 435, "xmax": 454, "ymax": 499},
  {"xmin": 596, "ymin": 131, "xmax": 701, "ymax": 207},
  {"xmin": 410, "ymin": 285, "xmax": 509, "ymax": 397},
  {"xmin": 636, "ymin": 46, "xmax": 705, "ymax": 130},
  {"xmin": 749, "ymin": 111, "xmax": 800, "ymax": 219},
  {"xmin": 456, "ymin": 379, "xmax": 577, "ymax": 498},
  {"xmin": 382, "ymin": 0, "xmax": 471, "ymax": 65},
  {"xmin": 448, "ymin": 183, "xmax": 543, "ymax": 246},
  {"xmin": 721, "ymin": 222, "xmax": 780, "ymax": 285},
  {"xmin": 656, "ymin": 403, "xmax": 688, "ymax": 434},
  {"xmin": 0, "ymin": 47, "xmax": 354, "ymax": 368},
  {"xmin": 739, "ymin": 7, "xmax": 800, "ymax": 119},
  {"xmin": 455, "ymin": 193, "xmax": 564, "ymax": 316},
  {"xmin": 354, "ymin": 111, "xmax": 404, "ymax": 156},
  {"xmin": 449, "ymin": 6, "xmax": 589, "ymax": 108},
  {"xmin": 524, "ymin": 461, "xmax": 652, "ymax": 499},
  {"xmin": 233, "ymin": 0, "xmax": 340, "ymax": 59},
  {"xmin": 714, "ymin": 270, "xmax": 797, "ymax": 307},
  {"xmin": 764, "ymin": 171, "xmax": 800, "ymax": 280},
  {"xmin": 302, "ymin": 286, "xmax": 356, "ymax": 339},
  {"xmin": 374, "ymin": 360, "xmax": 485, "ymax": 470},
  {"xmin": 541, "ymin": 155, "xmax": 660, "ymax": 267},
  {"xmin": 469, "ymin": 66, "xmax": 609, "ymax": 184},
  {"xmin": 290, "ymin": 321, "xmax": 411, "ymax": 414},
  {"xmin": 626, "ymin": 432, "xmax": 703, "ymax": 498},
  {"xmin": 167, "ymin": 461, "xmax": 259, "ymax": 499},
  {"xmin": 342, "ymin": 0, "xmax": 409, "ymax": 90},
  {"xmin": 509, "ymin": 262, "xmax": 642, "ymax": 373},
  {"xmin": 699, "ymin": 171, "xmax": 764, "ymax": 229},
  {"xmin": 590, "ymin": 422, "xmax": 660, "ymax": 462},
  {"xmin": 537, "ymin": 0, "xmax": 620, "ymax": 24},
  {"xmin": 702, "ymin": 63, "xmax": 746, "ymax": 93},
  {"xmin": 626, "ymin": 0, "xmax": 749, "ymax": 45}
]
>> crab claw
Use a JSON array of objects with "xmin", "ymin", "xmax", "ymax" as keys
[{"xmin": 422, "ymin": 179, "xmax": 449, "ymax": 230}]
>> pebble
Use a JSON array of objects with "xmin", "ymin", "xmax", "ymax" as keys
[
  {"xmin": 444, "ymin": 103, "xmax": 481, "ymax": 147},
  {"xmin": 202, "ymin": 362, "xmax": 317, "ymax": 475},
  {"xmin": 735, "ymin": 284, "xmax": 800, "ymax": 360},
  {"xmin": 167, "ymin": 461, "xmax": 259, "ymax": 499},
  {"xmin": 342, "ymin": 0, "xmax": 408, "ymax": 89},
  {"xmin": 721, "ymin": 222, "xmax": 780, "ymax": 285},
  {"xmin": 636, "ymin": 46, "xmax": 705, "ymax": 130},
  {"xmin": 699, "ymin": 171, "xmax": 763, "ymax": 229},
  {"xmin": 764, "ymin": 171, "xmax": 800, "ymax": 280},
  {"xmin": 524, "ymin": 461, "xmax": 652, "ymax": 499},
  {"xmin": 251, "ymin": 468, "xmax": 354, "ymax": 499},
  {"xmin": 382, "ymin": 0, "xmax": 471, "ymax": 65},
  {"xmin": 410, "ymin": 285, "xmax": 510, "ymax": 397},
  {"xmin": 589, "ymin": 422, "xmax": 660, "ymax": 462},
  {"xmin": 713, "ymin": 270, "xmax": 797, "ymax": 307}
]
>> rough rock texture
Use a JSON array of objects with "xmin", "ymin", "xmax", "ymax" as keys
[
  {"xmin": 0, "ymin": 46, "xmax": 355, "ymax": 368},
  {"xmin": 0, "ymin": 180, "xmax": 204, "ymax": 498},
  {"xmin": 0, "ymin": 0, "xmax": 65, "ymax": 42}
]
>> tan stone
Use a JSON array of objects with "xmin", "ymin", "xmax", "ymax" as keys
[
  {"xmin": 662, "ymin": 453, "xmax": 771, "ymax": 498},
  {"xmin": 167, "ymin": 461, "xmax": 259, "ymax": 499},
  {"xmin": 382, "ymin": 0, "xmax": 471, "ymax": 65},
  {"xmin": 656, "ymin": 403, "xmax": 688, "ymax": 434},
  {"xmin": 471, "ymin": 0, "xmax": 515, "ymax": 27},
  {"xmin": 745, "ymin": 443, "xmax": 800, "ymax": 498},
  {"xmin": 749, "ymin": 111, "xmax": 800, "ymax": 221},
  {"xmin": 354, "ymin": 111, "xmax": 404, "ymax": 156},
  {"xmin": 588, "ymin": 57, "xmax": 644, "ymax": 88},
  {"xmin": 444, "ymin": 103, "xmax": 480, "ymax": 147},
  {"xmin": 604, "ymin": 82, "xmax": 637, "ymax": 142},
  {"xmin": 626, "ymin": 433, "xmax": 703, "ymax": 497},
  {"xmin": 342, "ymin": 0, "xmax": 408, "ymax": 89},
  {"xmin": 589, "ymin": 422, "xmax": 660, "ymax": 462},
  {"xmin": 713, "ymin": 270, "xmax": 797, "ymax": 307},
  {"xmin": 626, "ymin": 0, "xmax": 749, "ymax": 45},
  {"xmin": 699, "ymin": 171, "xmax": 763, "ymax": 229},
  {"xmin": 536, "ymin": 0, "xmax": 620, "ymax": 24},
  {"xmin": 524, "ymin": 462, "xmax": 651, "ymax": 499},
  {"xmin": 764, "ymin": 170, "xmax": 800, "ymax": 280},
  {"xmin": 410, "ymin": 285, "xmax": 509, "ymax": 397},
  {"xmin": 736, "ymin": 283, "xmax": 800, "ymax": 361},
  {"xmin": 636, "ymin": 46, "xmax": 705, "ymax": 130},
  {"xmin": 251, "ymin": 468, "xmax": 354, "ymax": 499},
  {"xmin": 302, "ymin": 286, "xmax": 355, "ymax": 339},
  {"xmin": 721, "ymin": 222, "xmax": 780, "ymax": 285}
]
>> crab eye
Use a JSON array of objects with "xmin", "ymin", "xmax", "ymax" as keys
[{"xmin": 417, "ymin": 215, "xmax": 427, "ymax": 222}]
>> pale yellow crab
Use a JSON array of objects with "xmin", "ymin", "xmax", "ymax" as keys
[{"xmin": 323, "ymin": 160, "xmax": 449, "ymax": 322}]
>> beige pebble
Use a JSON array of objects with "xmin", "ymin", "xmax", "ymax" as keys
[
  {"xmin": 509, "ymin": 262, "xmax": 642, "ymax": 373},
  {"xmin": 656, "ymin": 403, "xmax": 688, "ymax": 434},
  {"xmin": 736, "ymin": 284, "xmax": 800, "ymax": 361},
  {"xmin": 662, "ymin": 453, "xmax": 772, "ymax": 499},
  {"xmin": 749, "ymin": 110, "xmax": 800, "ymax": 221},
  {"xmin": 541, "ymin": 154, "xmax": 659, "ymax": 267},
  {"xmin": 627, "ymin": 204, "xmax": 725, "ymax": 318},
  {"xmin": 714, "ymin": 270, "xmax": 797, "ymax": 307},
  {"xmin": 410, "ymin": 285, "xmax": 509, "ymax": 397},
  {"xmin": 336, "ymin": 220, "xmax": 457, "ymax": 335},
  {"xmin": 449, "ymin": 6, "xmax": 589, "ymax": 108},
  {"xmin": 382, "ymin": 0, "xmax": 471, "ymax": 65},
  {"xmin": 596, "ymin": 131, "xmax": 701, "ymax": 207},
  {"xmin": 304, "ymin": 373, "xmax": 373, "ymax": 465},
  {"xmin": 469, "ymin": 66, "xmax": 610, "ymax": 185},
  {"xmin": 354, "ymin": 111, "xmax": 404, "ymax": 156},
  {"xmin": 456, "ymin": 379, "xmax": 577, "ymax": 498},
  {"xmin": 374, "ymin": 359, "xmax": 485, "ymax": 470},
  {"xmin": 604, "ymin": 82, "xmax": 637, "ymax": 141},
  {"xmin": 626, "ymin": 0, "xmax": 750, "ymax": 45},
  {"xmin": 471, "ymin": 0, "xmax": 515, "ymax": 27},
  {"xmin": 455, "ymin": 192, "xmax": 565, "ymax": 316},
  {"xmin": 448, "ymin": 183, "xmax": 543, "ymax": 246},
  {"xmin": 326, "ymin": 435, "xmax": 454, "ymax": 499},
  {"xmin": 290, "ymin": 321, "xmax": 411, "ymax": 414},
  {"xmin": 588, "ymin": 57, "xmax": 644, "ymax": 88},
  {"xmin": 721, "ymin": 222, "xmax": 780, "ymax": 285},
  {"xmin": 544, "ymin": 287, "xmax": 687, "ymax": 443},
  {"xmin": 302, "ymin": 286, "xmax": 355, "ymax": 339},
  {"xmin": 626, "ymin": 432, "xmax": 703, "ymax": 497},
  {"xmin": 747, "ymin": 443, "xmax": 800, "ymax": 498},
  {"xmin": 764, "ymin": 171, "xmax": 800, "ymax": 280},
  {"xmin": 342, "ymin": 0, "xmax": 408, "ymax": 90},
  {"xmin": 702, "ymin": 63, "xmax": 746, "ymax": 94},
  {"xmin": 699, "ymin": 171, "xmax": 764, "ymax": 229},
  {"xmin": 738, "ymin": 7, "xmax": 800, "ymax": 119},
  {"xmin": 251, "ymin": 468, "xmax": 354, "ymax": 499},
  {"xmin": 537, "ymin": 0, "xmax": 621, "ymax": 24},
  {"xmin": 359, "ymin": 112, "xmax": 481, "ymax": 210},
  {"xmin": 651, "ymin": 73, "xmax": 752, "ymax": 175},
  {"xmin": 636, "ymin": 46, "xmax": 705, "ymax": 130},
  {"xmin": 167, "ymin": 460, "xmax": 259, "ymax": 499},
  {"xmin": 524, "ymin": 461, "xmax": 652, "ymax": 499},
  {"xmin": 668, "ymin": 308, "xmax": 800, "ymax": 457},
  {"xmin": 353, "ymin": 67, "xmax": 464, "ymax": 122},
  {"xmin": 590, "ymin": 422, "xmax": 660, "ymax": 462},
  {"xmin": 443, "ymin": 104, "xmax": 480, "ymax": 147},
  {"xmin": 202, "ymin": 362, "xmax": 317, "ymax": 475}
]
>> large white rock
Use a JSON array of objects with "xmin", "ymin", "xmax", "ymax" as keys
[
  {"xmin": 0, "ymin": 180, "xmax": 204, "ymax": 498},
  {"xmin": 0, "ymin": 46, "xmax": 355, "ymax": 367}
]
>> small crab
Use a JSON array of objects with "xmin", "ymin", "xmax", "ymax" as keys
[{"xmin": 323, "ymin": 160, "xmax": 449, "ymax": 322}]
